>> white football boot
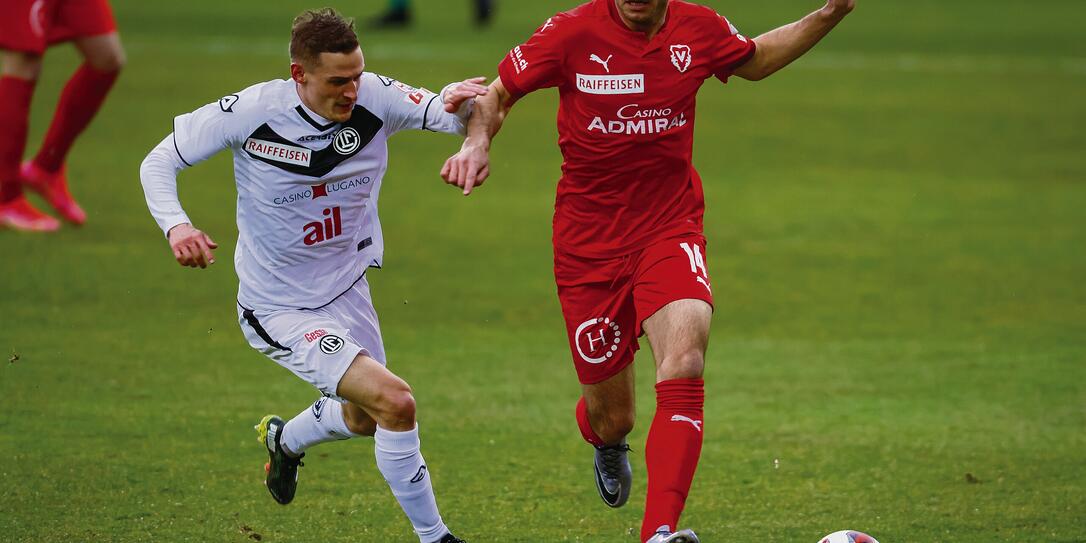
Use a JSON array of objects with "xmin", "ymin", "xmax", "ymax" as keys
[{"xmin": 646, "ymin": 528, "xmax": 700, "ymax": 543}]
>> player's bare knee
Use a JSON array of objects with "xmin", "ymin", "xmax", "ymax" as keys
[
  {"xmin": 1, "ymin": 51, "xmax": 43, "ymax": 80},
  {"xmin": 659, "ymin": 349, "xmax": 705, "ymax": 381},
  {"xmin": 87, "ymin": 46, "xmax": 126, "ymax": 73},
  {"xmin": 376, "ymin": 388, "xmax": 416, "ymax": 429}
]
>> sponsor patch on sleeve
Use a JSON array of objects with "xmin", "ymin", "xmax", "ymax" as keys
[{"xmin": 219, "ymin": 94, "xmax": 239, "ymax": 112}]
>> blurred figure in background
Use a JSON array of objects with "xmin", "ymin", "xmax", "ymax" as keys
[
  {"xmin": 0, "ymin": 0, "xmax": 124, "ymax": 231},
  {"xmin": 371, "ymin": 0, "xmax": 495, "ymax": 28}
]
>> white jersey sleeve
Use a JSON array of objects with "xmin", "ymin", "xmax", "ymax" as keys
[
  {"xmin": 173, "ymin": 84, "xmax": 269, "ymax": 165},
  {"xmin": 363, "ymin": 73, "xmax": 470, "ymax": 136},
  {"xmin": 140, "ymin": 135, "xmax": 192, "ymax": 235},
  {"xmin": 140, "ymin": 84, "xmax": 270, "ymax": 235}
]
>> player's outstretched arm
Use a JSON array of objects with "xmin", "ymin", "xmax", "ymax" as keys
[
  {"xmin": 440, "ymin": 77, "xmax": 515, "ymax": 196},
  {"xmin": 734, "ymin": 0, "xmax": 855, "ymax": 81}
]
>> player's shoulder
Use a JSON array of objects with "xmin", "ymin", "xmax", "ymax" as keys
[
  {"xmin": 356, "ymin": 72, "xmax": 440, "ymax": 126},
  {"xmin": 359, "ymin": 72, "xmax": 432, "ymax": 105},
  {"xmin": 670, "ymin": 0, "xmax": 725, "ymax": 19},
  {"xmin": 533, "ymin": 0, "xmax": 599, "ymax": 37},
  {"xmin": 670, "ymin": 1, "xmax": 740, "ymax": 38},
  {"xmin": 360, "ymin": 72, "xmax": 406, "ymax": 93},
  {"xmin": 669, "ymin": 0, "xmax": 732, "ymax": 26},
  {"xmin": 560, "ymin": 0, "xmax": 600, "ymax": 21},
  {"xmin": 212, "ymin": 78, "xmax": 293, "ymax": 120}
]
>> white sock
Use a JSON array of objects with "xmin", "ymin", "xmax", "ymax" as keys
[
  {"xmin": 374, "ymin": 425, "xmax": 448, "ymax": 543},
  {"xmin": 281, "ymin": 396, "xmax": 359, "ymax": 456}
]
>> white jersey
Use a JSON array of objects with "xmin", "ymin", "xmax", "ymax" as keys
[{"xmin": 141, "ymin": 74, "xmax": 467, "ymax": 310}]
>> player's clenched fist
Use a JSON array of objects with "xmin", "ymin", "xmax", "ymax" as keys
[{"xmin": 167, "ymin": 223, "xmax": 218, "ymax": 269}]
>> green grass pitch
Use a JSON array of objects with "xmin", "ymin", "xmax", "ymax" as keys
[{"xmin": 1, "ymin": 0, "xmax": 1083, "ymax": 541}]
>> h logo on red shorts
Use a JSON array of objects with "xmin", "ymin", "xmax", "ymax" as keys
[{"xmin": 575, "ymin": 317, "xmax": 622, "ymax": 364}]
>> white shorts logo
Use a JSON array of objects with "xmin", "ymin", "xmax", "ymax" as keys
[
  {"xmin": 334, "ymin": 128, "xmax": 361, "ymax": 155},
  {"xmin": 575, "ymin": 73, "xmax": 644, "ymax": 95},
  {"xmin": 319, "ymin": 335, "xmax": 344, "ymax": 355},
  {"xmin": 575, "ymin": 317, "xmax": 622, "ymax": 364}
]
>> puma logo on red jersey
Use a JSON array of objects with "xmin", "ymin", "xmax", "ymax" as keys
[{"xmin": 589, "ymin": 53, "xmax": 612, "ymax": 73}]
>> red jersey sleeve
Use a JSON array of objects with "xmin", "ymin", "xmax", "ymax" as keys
[
  {"xmin": 710, "ymin": 14, "xmax": 757, "ymax": 83},
  {"xmin": 497, "ymin": 15, "xmax": 570, "ymax": 99}
]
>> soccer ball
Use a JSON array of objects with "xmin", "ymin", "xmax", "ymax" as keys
[{"xmin": 818, "ymin": 530, "xmax": 880, "ymax": 543}]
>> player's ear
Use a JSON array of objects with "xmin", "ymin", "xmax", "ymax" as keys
[{"xmin": 290, "ymin": 62, "xmax": 306, "ymax": 84}]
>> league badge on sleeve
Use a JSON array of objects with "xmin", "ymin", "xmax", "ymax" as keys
[{"xmin": 390, "ymin": 80, "xmax": 427, "ymax": 105}]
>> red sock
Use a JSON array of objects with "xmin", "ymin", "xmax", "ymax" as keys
[
  {"xmin": 0, "ymin": 76, "xmax": 36, "ymax": 202},
  {"xmin": 575, "ymin": 396, "xmax": 605, "ymax": 447},
  {"xmin": 642, "ymin": 378, "xmax": 705, "ymax": 542},
  {"xmin": 33, "ymin": 63, "xmax": 119, "ymax": 173}
]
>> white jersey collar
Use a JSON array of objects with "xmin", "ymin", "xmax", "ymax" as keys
[{"xmin": 294, "ymin": 90, "xmax": 337, "ymax": 130}]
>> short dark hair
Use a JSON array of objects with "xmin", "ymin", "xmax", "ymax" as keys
[{"xmin": 290, "ymin": 8, "xmax": 359, "ymax": 66}]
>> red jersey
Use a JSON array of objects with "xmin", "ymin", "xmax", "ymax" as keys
[{"xmin": 498, "ymin": 0, "xmax": 755, "ymax": 258}]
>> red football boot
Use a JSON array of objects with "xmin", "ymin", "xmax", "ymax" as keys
[
  {"xmin": 0, "ymin": 195, "xmax": 61, "ymax": 232},
  {"xmin": 20, "ymin": 161, "xmax": 86, "ymax": 225}
]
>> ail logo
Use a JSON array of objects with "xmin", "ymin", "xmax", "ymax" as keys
[{"xmin": 302, "ymin": 207, "xmax": 343, "ymax": 246}]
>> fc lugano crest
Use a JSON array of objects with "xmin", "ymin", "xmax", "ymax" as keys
[
  {"xmin": 319, "ymin": 335, "xmax": 344, "ymax": 354},
  {"xmin": 333, "ymin": 128, "xmax": 361, "ymax": 155},
  {"xmin": 669, "ymin": 44, "xmax": 692, "ymax": 73}
]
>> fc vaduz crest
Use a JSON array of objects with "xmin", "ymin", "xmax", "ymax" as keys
[{"xmin": 669, "ymin": 44, "xmax": 692, "ymax": 73}]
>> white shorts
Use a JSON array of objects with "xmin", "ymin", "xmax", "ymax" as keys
[{"xmin": 237, "ymin": 275, "xmax": 386, "ymax": 398}]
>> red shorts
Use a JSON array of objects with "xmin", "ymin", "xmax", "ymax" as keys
[
  {"xmin": 555, "ymin": 233, "xmax": 714, "ymax": 385},
  {"xmin": 0, "ymin": 0, "xmax": 117, "ymax": 55}
]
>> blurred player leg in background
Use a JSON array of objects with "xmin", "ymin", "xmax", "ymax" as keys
[
  {"xmin": 22, "ymin": 0, "xmax": 124, "ymax": 226},
  {"xmin": 0, "ymin": 1, "xmax": 58, "ymax": 232},
  {"xmin": 370, "ymin": 0, "xmax": 494, "ymax": 28},
  {"xmin": 22, "ymin": 32, "xmax": 123, "ymax": 225},
  {"xmin": 0, "ymin": 0, "xmax": 122, "ymax": 231},
  {"xmin": 370, "ymin": 0, "xmax": 412, "ymax": 28}
]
